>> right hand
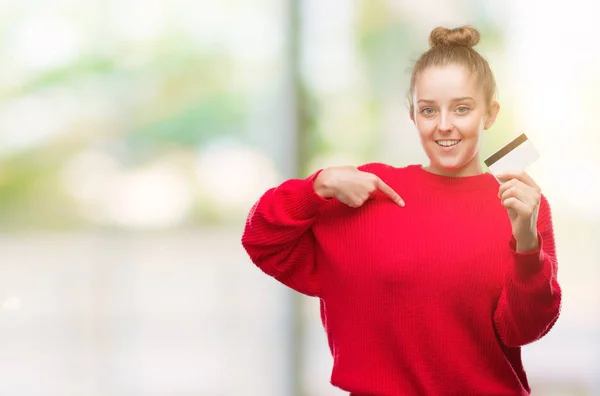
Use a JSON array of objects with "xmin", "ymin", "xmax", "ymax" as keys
[{"xmin": 314, "ymin": 166, "xmax": 405, "ymax": 208}]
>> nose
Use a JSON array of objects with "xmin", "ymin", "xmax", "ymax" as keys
[{"xmin": 438, "ymin": 112, "xmax": 453, "ymax": 133}]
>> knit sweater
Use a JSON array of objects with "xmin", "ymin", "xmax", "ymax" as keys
[{"xmin": 241, "ymin": 163, "xmax": 561, "ymax": 396}]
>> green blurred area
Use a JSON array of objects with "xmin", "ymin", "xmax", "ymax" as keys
[{"xmin": 0, "ymin": 1, "xmax": 512, "ymax": 231}]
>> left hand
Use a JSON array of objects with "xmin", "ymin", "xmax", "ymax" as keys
[{"xmin": 497, "ymin": 170, "xmax": 541, "ymax": 252}]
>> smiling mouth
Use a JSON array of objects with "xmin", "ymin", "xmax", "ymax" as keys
[{"xmin": 435, "ymin": 139, "xmax": 461, "ymax": 147}]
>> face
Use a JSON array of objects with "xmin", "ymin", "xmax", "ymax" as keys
[{"xmin": 410, "ymin": 64, "xmax": 499, "ymax": 177}]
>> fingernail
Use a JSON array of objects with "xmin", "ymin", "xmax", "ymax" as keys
[{"xmin": 399, "ymin": 200, "xmax": 405, "ymax": 207}]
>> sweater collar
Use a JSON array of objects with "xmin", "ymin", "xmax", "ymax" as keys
[{"xmin": 411, "ymin": 165, "xmax": 498, "ymax": 191}]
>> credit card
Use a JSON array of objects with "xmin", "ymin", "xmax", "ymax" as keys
[{"xmin": 485, "ymin": 133, "xmax": 540, "ymax": 179}]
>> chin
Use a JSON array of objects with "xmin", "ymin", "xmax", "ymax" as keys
[{"xmin": 424, "ymin": 140, "xmax": 480, "ymax": 175}]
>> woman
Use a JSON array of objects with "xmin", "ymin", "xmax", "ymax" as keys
[{"xmin": 241, "ymin": 26, "xmax": 561, "ymax": 396}]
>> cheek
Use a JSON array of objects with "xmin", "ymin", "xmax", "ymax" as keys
[
  {"xmin": 454, "ymin": 115, "xmax": 485, "ymax": 136},
  {"xmin": 415, "ymin": 117, "xmax": 436, "ymax": 136}
]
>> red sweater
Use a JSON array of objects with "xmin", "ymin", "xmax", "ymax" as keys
[{"xmin": 242, "ymin": 163, "xmax": 561, "ymax": 396}]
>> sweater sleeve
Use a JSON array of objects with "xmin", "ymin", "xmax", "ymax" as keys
[
  {"xmin": 241, "ymin": 170, "xmax": 329, "ymax": 297},
  {"xmin": 493, "ymin": 195, "xmax": 562, "ymax": 347}
]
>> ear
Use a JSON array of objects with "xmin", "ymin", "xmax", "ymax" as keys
[
  {"xmin": 484, "ymin": 101, "xmax": 500, "ymax": 130},
  {"xmin": 409, "ymin": 105, "xmax": 415, "ymax": 124}
]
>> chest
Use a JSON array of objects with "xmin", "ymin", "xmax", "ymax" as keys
[{"xmin": 313, "ymin": 191, "xmax": 514, "ymax": 299}]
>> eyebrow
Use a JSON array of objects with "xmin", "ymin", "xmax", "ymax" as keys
[{"xmin": 417, "ymin": 96, "xmax": 476, "ymax": 104}]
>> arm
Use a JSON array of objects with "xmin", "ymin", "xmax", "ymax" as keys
[
  {"xmin": 241, "ymin": 171, "xmax": 329, "ymax": 297},
  {"xmin": 493, "ymin": 195, "xmax": 562, "ymax": 347}
]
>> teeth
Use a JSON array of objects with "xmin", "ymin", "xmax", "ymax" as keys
[{"xmin": 436, "ymin": 140, "xmax": 460, "ymax": 147}]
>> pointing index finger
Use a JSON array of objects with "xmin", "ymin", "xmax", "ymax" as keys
[{"xmin": 376, "ymin": 178, "xmax": 405, "ymax": 207}]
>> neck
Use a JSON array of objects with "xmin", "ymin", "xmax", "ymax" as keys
[{"xmin": 425, "ymin": 156, "xmax": 483, "ymax": 178}]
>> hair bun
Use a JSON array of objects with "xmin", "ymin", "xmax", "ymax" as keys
[{"xmin": 429, "ymin": 26, "xmax": 480, "ymax": 48}]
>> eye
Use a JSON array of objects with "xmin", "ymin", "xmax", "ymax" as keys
[
  {"xmin": 456, "ymin": 106, "xmax": 470, "ymax": 114},
  {"xmin": 420, "ymin": 107, "xmax": 435, "ymax": 116}
]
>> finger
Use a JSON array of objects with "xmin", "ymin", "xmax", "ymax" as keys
[
  {"xmin": 502, "ymin": 196, "xmax": 529, "ymax": 214},
  {"xmin": 498, "ymin": 179, "xmax": 514, "ymax": 198},
  {"xmin": 500, "ymin": 185, "xmax": 524, "ymax": 203},
  {"xmin": 345, "ymin": 198, "xmax": 362, "ymax": 208},
  {"xmin": 495, "ymin": 170, "xmax": 540, "ymax": 191},
  {"xmin": 498, "ymin": 179, "xmax": 530, "ymax": 199},
  {"xmin": 501, "ymin": 187, "xmax": 539, "ymax": 213},
  {"xmin": 375, "ymin": 178, "xmax": 405, "ymax": 207},
  {"xmin": 501, "ymin": 181, "xmax": 540, "ymax": 205},
  {"xmin": 344, "ymin": 194, "xmax": 366, "ymax": 208}
]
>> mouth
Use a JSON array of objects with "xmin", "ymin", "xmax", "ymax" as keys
[{"xmin": 435, "ymin": 139, "xmax": 462, "ymax": 148}]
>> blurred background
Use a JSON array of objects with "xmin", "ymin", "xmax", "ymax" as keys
[{"xmin": 0, "ymin": 0, "xmax": 598, "ymax": 395}]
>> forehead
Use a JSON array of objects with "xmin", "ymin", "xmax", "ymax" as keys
[{"xmin": 413, "ymin": 64, "xmax": 481, "ymax": 100}]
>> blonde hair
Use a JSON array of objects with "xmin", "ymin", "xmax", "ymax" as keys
[{"xmin": 409, "ymin": 26, "xmax": 497, "ymax": 112}]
